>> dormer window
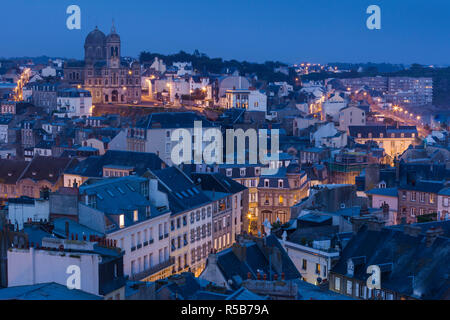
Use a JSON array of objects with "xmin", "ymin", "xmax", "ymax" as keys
[
  {"xmin": 264, "ymin": 179, "xmax": 269, "ymax": 188},
  {"xmin": 119, "ymin": 214, "xmax": 125, "ymax": 228},
  {"xmin": 133, "ymin": 210, "xmax": 138, "ymax": 222},
  {"xmin": 347, "ymin": 259, "xmax": 355, "ymax": 276},
  {"xmin": 226, "ymin": 169, "xmax": 232, "ymax": 177},
  {"xmin": 240, "ymin": 168, "xmax": 246, "ymax": 177},
  {"xmin": 278, "ymin": 180, "xmax": 284, "ymax": 188}
]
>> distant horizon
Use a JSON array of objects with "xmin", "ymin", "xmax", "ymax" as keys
[{"xmin": 2, "ymin": 54, "xmax": 449, "ymax": 69}]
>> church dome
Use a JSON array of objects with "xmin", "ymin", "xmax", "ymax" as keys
[
  {"xmin": 106, "ymin": 23, "xmax": 120, "ymax": 43},
  {"xmin": 106, "ymin": 33, "xmax": 121, "ymax": 43},
  {"xmin": 84, "ymin": 27, "xmax": 106, "ymax": 47}
]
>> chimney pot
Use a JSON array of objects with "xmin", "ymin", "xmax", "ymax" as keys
[
  {"xmin": 281, "ymin": 272, "xmax": 285, "ymax": 280},
  {"xmin": 257, "ymin": 272, "xmax": 261, "ymax": 280}
]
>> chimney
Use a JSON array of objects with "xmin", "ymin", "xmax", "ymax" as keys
[
  {"xmin": 426, "ymin": 227, "xmax": 444, "ymax": 247},
  {"xmin": 404, "ymin": 224, "xmax": 422, "ymax": 237}
]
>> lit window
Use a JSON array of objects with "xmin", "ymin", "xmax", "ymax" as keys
[
  {"xmin": 119, "ymin": 214, "xmax": 125, "ymax": 228},
  {"xmin": 133, "ymin": 210, "xmax": 138, "ymax": 222}
]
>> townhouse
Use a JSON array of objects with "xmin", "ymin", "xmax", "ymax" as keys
[
  {"xmin": 149, "ymin": 166, "xmax": 213, "ymax": 276},
  {"xmin": 191, "ymin": 172, "xmax": 247, "ymax": 252},
  {"xmin": 329, "ymin": 222, "xmax": 450, "ymax": 300},
  {"xmin": 437, "ymin": 187, "xmax": 450, "ymax": 221},
  {"xmin": 397, "ymin": 180, "xmax": 445, "ymax": 224},
  {"xmin": 77, "ymin": 176, "xmax": 173, "ymax": 281}
]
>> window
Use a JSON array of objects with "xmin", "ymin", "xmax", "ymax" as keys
[
  {"xmin": 240, "ymin": 168, "xmax": 246, "ymax": 176},
  {"xmin": 133, "ymin": 210, "xmax": 138, "ymax": 222},
  {"xmin": 119, "ymin": 214, "xmax": 125, "ymax": 228},
  {"xmin": 264, "ymin": 180, "xmax": 269, "ymax": 187},
  {"xmin": 430, "ymin": 193, "xmax": 435, "ymax": 204},
  {"xmin": 411, "ymin": 207, "xmax": 416, "ymax": 217},
  {"xmin": 411, "ymin": 192, "xmax": 416, "ymax": 202},
  {"xmin": 279, "ymin": 195, "xmax": 284, "ymax": 205},
  {"xmin": 420, "ymin": 193, "xmax": 425, "ymax": 203},
  {"xmin": 315, "ymin": 263, "xmax": 321, "ymax": 275},
  {"xmin": 402, "ymin": 191, "xmax": 407, "ymax": 200},
  {"xmin": 302, "ymin": 259, "xmax": 307, "ymax": 270},
  {"xmin": 347, "ymin": 280, "xmax": 353, "ymax": 295},
  {"xmin": 355, "ymin": 282, "xmax": 360, "ymax": 297},
  {"xmin": 335, "ymin": 277, "xmax": 341, "ymax": 291},
  {"xmin": 278, "ymin": 180, "xmax": 283, "ymax": 188},
  {"xmin": 226, "ymin": 169, "xmax": 232, "ymax": 177},
  {"xmin": 444, "ymin": 197, "xmax": 449, "ymax": 207}
]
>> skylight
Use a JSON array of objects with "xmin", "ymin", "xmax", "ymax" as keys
[{"xmin": 116, "ymin": 186, "xmax": 125, "ymax": 194}]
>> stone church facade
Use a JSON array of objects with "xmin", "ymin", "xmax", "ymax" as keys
[{"xmin": 64, "ymin": 24, "xmax": 141, "ymax": 105}]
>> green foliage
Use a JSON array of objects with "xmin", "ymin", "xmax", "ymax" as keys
[
  {"xmin": 417, "ymin": 212, "xmax": 437, "ymax": 223},
  {"xmin": 139, "ymin": 50, "xmax": 290, "ymax": 82}
]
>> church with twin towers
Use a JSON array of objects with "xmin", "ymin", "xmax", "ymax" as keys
[{"xmin": 64, "ymin": 22, "xmax": 142, "ymax": 105}]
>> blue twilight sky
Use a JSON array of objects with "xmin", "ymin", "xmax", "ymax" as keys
[{"xmin": 0, "ymin": 0, "xmax": 449, "ymax": 65}]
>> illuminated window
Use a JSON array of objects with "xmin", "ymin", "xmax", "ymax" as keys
[
  {"xmin": 279, "ymin": 195, "xmax": 284, "ymax": 204},
  {"xmin": 133, "ymin": 210, "xmax": 138, "ymax": 222},
  {"xmin": 119, "ymin": 214, "xmax": 125, "ymax": 228}
]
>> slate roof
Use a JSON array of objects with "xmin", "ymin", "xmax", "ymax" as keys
[
  {"xmin": 366, "ymin": 187, "xmax": 398, "ymax": 197},
  {"xmin": 439, "ymin": 187, "xmax": 450, "ymax": 196},
  {"xmin": 190, "ymin": 172, "xmax": 247, "ymax": 194},
  {"xmin": 0, "ymin": 159, "xmax": 29, "ymax": 185},
  {"xmin": 349, "ymin": 125, "xmax": 418, "ymax": 139},
  {"xmin": 79, "ymin": 176, "xmax": 169, "ymax": 231},
  {"xmin": 65, "ymin": 150, "xmax": 164, "ymax": 178},
  {"xmin": 20, "ymin": 156, "xmax": 76, "ymax": 185},
  {"xmin": 399, "ymin": 180, "xmax": 445, "ymax": 194},
  {"xmin": 152, "ymin": 167, "xmax": 211, "ymax": 215},
  {"xmin": 213, "ymin": 235, "xmax": 301, "ymax": 290},
  {"xmin": 0, "ymin": 283, "xmax": 102, "ymax": 300},
  {"xmin": 136, "ymin": 112, "xmax": 216, "ymax": 129},
  {"xmin": 331, "ymin": 225, "xmax": 450, "ymax": 300},
  {"xmin": 389, "ymin": 220, "xmax": 450, "ymax": 239}
]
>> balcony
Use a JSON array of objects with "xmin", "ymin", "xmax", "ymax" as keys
[{"xmin": 129, "ymin": 257, "xmax": 175, "ymax": 282}]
